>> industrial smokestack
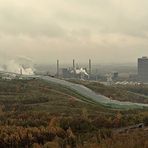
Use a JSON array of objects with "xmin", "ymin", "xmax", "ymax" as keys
[
  {"xmin": 73, "ymin": 59, "xmax": 75, "ymax": 70},
  {"xmin": 57, "ymin": 60, "xmax": 59, "ymax": 78},
  {"xmin": 20, "ymin": 68, "xmax": 22, "ymax": 75},
  {"xmin": 89, "ymin": 59, "xmax": 91, "ymax": 79},
  {"xmin": 73, "ymin": 59, "xmax": 76, "ymax": 78}
]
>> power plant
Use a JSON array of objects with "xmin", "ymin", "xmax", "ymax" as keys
[{"xmin": 57, "ymin": 59, "xmax": 92, "ymax": 80}]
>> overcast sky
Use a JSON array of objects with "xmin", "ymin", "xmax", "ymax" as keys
[{"xmin": 0, "ymin": 0, "xmax": 148, "ymax": 64}]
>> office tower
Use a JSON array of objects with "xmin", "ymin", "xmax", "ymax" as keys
[{"xmin": 138, "ymin": 56, "xmax": 148, "ymax": 82}]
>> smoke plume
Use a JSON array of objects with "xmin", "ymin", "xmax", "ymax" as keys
[{"xmin": 0, "ymin": 56, "xmax": 35, "ymax": 75}]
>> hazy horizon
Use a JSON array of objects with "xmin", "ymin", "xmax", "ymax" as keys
[{"xmin": 0, "ymin": 0, "xmax": 148, "ymax": 64}]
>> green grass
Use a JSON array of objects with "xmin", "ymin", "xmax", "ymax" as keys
[
  {"xmin": 68, "ymin": 79, "xmax": 148, "ymax": 104},
  {"xmin": 0, "ymin": 79, "xmax": 115, "ymax": 115},
  {"xmin": 0, "ymin": 79, "xmax": 148, "ymax": 147}
]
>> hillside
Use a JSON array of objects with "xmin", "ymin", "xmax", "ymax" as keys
[
  {"xmin": 0, "ymin": 79, "xmax": 110, "ymax": 115},
  {"xmin": 68, "ymin": 80, "xmax": 148, "ymax": 104},
  {"xmin": 0, "ymin": 79, "xmax": 148, "ymax": 148}
]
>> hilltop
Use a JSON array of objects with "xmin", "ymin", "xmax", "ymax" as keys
[
  {"xmin": 68, "ymin": 79, "xmax": 148, "ymax": 104},
  {"xmin": 0, "ymin": 79, "xmax": 148, "ymax": 147}
]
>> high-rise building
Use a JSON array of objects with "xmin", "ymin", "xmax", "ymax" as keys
[{"xmin": 138, "ymin": 56, "xmax": 148, "ymax": 82}]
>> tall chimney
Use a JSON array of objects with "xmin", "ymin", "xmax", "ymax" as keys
[
  {"xmin": 73, "ymin": 59, "xmax": 76, "ymax": 78},
  {"xmin": 57, "ymin": 60, "xmax": 59, "ymax": 78},
  {"xmin": 89, "ymin": 59, "xmax": 91, "ymax": 79},
  {"xmin": 73, "ymin": 59, "xmax": 75, "ymax": 70},
  {"xmin": 20, "ymin": 68, "xmax": 22, "ymax": 75}
]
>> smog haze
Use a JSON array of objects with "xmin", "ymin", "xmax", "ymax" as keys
[{"xmin": 0, "ymin": 0, "xmax": 148, "ymax": 64}]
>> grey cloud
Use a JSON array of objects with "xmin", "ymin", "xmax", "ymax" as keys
[
  {"xmin": 0, "ymin": 1, "xmax": 66, "ymax": 37},
  {"xmin": 0, "ymin": 13, "xmax": 66, "ymax": 37},
  {"xmin": 0, "ymin": 0, "xmax": 148, "ymax": 64}
]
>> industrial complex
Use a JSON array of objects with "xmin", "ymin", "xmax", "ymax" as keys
[
  {"xmin": 54, "ymin": 56, "xmax": 148, "ymax": 85},
  {"xmin": 0, "ymin": 57, "xmax": 148, "ymax": 84}
]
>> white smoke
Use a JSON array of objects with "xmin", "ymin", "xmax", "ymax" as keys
[
  {"xmin": 75, "ymin": 68, "xmax": 88, "ymax": 76},
  {"xmin": 6, "ymin": 60, "xmax": 34, "ymax": 75},
  {"xmin": 0, "ymin": 66, "xmax": 4, "ymax": 71},
  {"xmin": 0, "ymin": 56, "xmax": 35, "ymax": 75}
]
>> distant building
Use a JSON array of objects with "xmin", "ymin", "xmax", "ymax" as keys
[
  {"xmin": 129, "ymin": 74, "xmax": 138, "ymax": 81},
  {"xmin": 112, "ymin": 72, "xmax": 119, "ymax": 80},
  {"xmin": 62, "ymin": 68, "xmax": 72, "ymax": 78},
  {"xmin": 138, "ymin": 56, "xmax": 148, "ymax": 82}
]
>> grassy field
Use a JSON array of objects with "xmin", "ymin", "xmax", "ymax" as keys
[
  {"xmin": 0, "ymin": 79, "xmax": 148, "ymax": 148},
  {"xmin": 68, "ymin": 79, "xmax": 148, "ymax": 104},
  {"xmin": 0, "ymin": 79, "xmax": 112, "ymax": 115}
]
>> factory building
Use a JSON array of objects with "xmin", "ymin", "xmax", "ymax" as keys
[
  {"xmin": 112, "ymin": 72, "xmax": 119, "ymax": 80},
  {"xmin": 60, "ymin": 59, "xmax": 90, "ymax": 80},
  {"xmin": 138, "ymin": 56, "xmax": 148, "ymax": 82},
  {"xmin": 62, "ymin": 68, "xmax": 72, "ymax": 78}
]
